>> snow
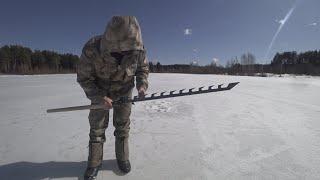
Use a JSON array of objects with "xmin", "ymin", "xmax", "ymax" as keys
[{"xmin": 0, "ymin": 73, "xmax": 320, "ymax": 180}]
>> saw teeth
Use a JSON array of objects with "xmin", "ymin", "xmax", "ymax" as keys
[
  {"xmin": 218, "ymin": 84, "xmax": 223, "ymax": 89},
  {"xmin": 199, "ymin": 86, "xmax": 204, "ymax": 91},
  {"xmin": 151, "ymin": 93, "xmax": 157, "ymax": 97},
  {"xmin": 170, "ymin": 90, "xmax": 176, "ymax": 95},
  {"xmin": 179, "ymin": 89, "xmax": 185, "ymax": 93},
  {"xmin": 189, "ymin": 88, "xmax": 195, "ymax": 93},
  {"xmin": 208, "ymin": 85, "xmax": 214, "ymax": 90},
  {"xmin": 160, "ymin": 91, "xmax": 166, "ymax": 96}
]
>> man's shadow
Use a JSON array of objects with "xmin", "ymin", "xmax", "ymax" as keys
[{"xmin": 0, "ymin": 159, "xmax": 126, "ymax": 180}]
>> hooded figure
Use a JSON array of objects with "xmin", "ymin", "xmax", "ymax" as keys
[
  {"xmin": 77, "ymin": 16, "xmax": 149, "ymax": 180},
  {"xmin": 100, "ymin": 16, "xmax": 144, "ymax": 53}
]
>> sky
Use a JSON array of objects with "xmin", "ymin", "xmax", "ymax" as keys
[{"xmin": 0, "ymin": 0, "xmax": 319, "ymax": 65}]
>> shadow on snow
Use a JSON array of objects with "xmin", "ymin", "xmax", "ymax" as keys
[{"xmin": 0, "ymin": 159, "xmax": 126, "ymax": 180}]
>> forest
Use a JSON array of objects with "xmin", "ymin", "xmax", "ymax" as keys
[
  {"xmin": 0, "ymin": 45, "xmax": 319, "ymax": 75},
  {"xmin": 0, "ymin": 45, "xmax": 79, "ymax": 74}
]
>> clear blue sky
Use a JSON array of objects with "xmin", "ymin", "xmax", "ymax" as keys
[{"xmin": 0, "ymin": 0, "xmax": 319, "ymax": 65}]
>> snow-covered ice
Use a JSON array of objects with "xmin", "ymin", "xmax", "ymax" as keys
[{"xmin": 0, "ymin": 73, "xmax": 320, "ymax": 180}]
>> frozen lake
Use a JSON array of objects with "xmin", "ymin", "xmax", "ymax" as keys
[{"xmin": 0, "ymin": 73, "xmax": 320, "ymax": 180}]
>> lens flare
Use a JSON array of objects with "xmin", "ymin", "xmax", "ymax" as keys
[{"xmin": 264, "ymin": 2, "xmax": 298, "ymax": 60}]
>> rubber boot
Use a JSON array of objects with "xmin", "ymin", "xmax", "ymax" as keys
[
  {"xmin": 115, "ymin": 137, "xmax": 131, "ymax": 173},
  {"xmin": 117, "ymin": 159, "xmax": 131, "ymax": 173},
  {"xmin": 84, "ymin": 142, "xmax": 103, "ymax": 180}
]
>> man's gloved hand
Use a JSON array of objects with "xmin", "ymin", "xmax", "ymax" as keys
[
  {"xmin": 103, "ymin": 96, "xmax": 113, "ymax": 109},
  {"xmin": 138, "ymin": 87, "xmax": 146, "ymax": 99}
]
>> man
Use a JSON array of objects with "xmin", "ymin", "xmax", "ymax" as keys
[{"xmin": 77, "ymin": 16, "xmax": 149, "ymax": 179}]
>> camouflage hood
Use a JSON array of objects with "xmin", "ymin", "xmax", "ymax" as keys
[{"xmin": 100, "ymin": 16, "xmax": 144, "ymax": 53}]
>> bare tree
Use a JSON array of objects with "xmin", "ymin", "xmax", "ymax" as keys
[{"xmin": 241, "ymin": 52, "xmax": 256, "ymax": 75}]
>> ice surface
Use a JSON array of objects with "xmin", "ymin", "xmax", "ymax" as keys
[{"xmin": 0, "ymin": 73, "xmax": 320, "ymax": 180}]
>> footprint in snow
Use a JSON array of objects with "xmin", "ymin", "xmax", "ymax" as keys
[{"xmin": 144, "ymin": 100, "xmax": 174, "ymax": 113}]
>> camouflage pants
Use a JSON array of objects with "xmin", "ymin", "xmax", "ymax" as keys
[{"xmin": 88, "ymin": 90, "xmax": 132, "ymax": 161}]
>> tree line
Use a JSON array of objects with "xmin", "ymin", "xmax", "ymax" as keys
[
  {"xmin": 1, "ymin": 45, "xmax": 319, "ymax": 75},
  {"xmin": 0, "ymin": 45, "xmax": 79, "ymax": 74},
  {"xmin": 150, "ymin": 51, "xmax": 320, "ymax": 76},
  {"xmin": 270, "ymin": 50, "xmax": 320, "ymax": 75}
]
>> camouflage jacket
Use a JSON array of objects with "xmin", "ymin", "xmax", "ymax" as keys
[{"xmin": 77, "ymin": 36, "xmax": 149, "ymax": 103}]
